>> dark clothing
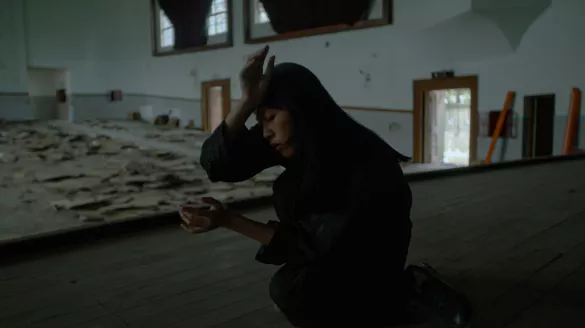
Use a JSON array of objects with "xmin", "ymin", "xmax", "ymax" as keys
[{"xmin": 201, "ymin": 122, "xmax": 413, "ymax": 327}]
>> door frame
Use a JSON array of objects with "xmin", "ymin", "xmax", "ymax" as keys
[
  {"xmin": 412, "ymin": 75, "xmax": 479, "ymax": 163},
  {"xmin": 522, "ymin": 94, "xmax": 556, "ymax": 158},
  {"xmin": 201, "ymin": 78, "xmax": 231, "ymax": 132}
]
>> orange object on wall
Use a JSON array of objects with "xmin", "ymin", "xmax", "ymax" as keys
[{"xmin": 562, "ymin": 88, "xmax": 582, "ymax": 155}]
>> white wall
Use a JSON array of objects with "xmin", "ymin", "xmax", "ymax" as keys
[
  {"xmin": 0, "ymin": 0, "xmax": 28, "ymax": 92},
  {"xmin": 20, "ymin": 0, "xmax": 478, "ymax": 101},
  {"xmin": 22, "ymin": 0, "xmax": 584, "ymax": 104},
  {"xmin": 2, "ymin": 0, "xmax": 584, "ymax": 159},
  {"xmin": 27, "ymin": 68, "xmax": 59, "ymax": 96},
  {"xmin": 0, "ymin": 0, "xmax": 34, "ymax": 120}
]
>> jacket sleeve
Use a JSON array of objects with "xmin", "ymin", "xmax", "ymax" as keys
[
  {"xmin": 254, "ymin": 159, "xmax": 411, "ymax": 266},
  {"xmin": 200, "ymin": 121, "xmax": 280, "ymax": 183},
  {"xmin": 255, "ymin": 212, "xmax": 352, "ymax": 265}
]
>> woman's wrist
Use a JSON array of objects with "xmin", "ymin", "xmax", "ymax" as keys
[
  {"xmin": 221, "ymin": 211, "xmax": 239, "ymax": 229},
  {"xmin": 238, "ymin": 97, "xmax": 256, "ymax": 114}
]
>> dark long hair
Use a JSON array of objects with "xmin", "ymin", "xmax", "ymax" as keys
[{"xmin": 259, "ymin": 63, "xmax": 410, "ymax": 211}]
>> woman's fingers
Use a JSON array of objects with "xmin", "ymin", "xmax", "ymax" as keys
[
  {"xmin": 245, "ymin": 46, "xmax": 270, "ymax": 70},
  {"xmin": 181, "ymin": 223, "xmax": 192, "ymax": 233},
  {"xmin": 181, "ymin": 223, "xmax": 205, "ymax": 234},
  {"xmin": 181, "ymin": 215, "xmax": 211, "ymax": 234},
  {"xmin": 248, "ymin": 45, "xmax": 269, "ymax": 61},
  {"xmin": 179, "ymin": 206, "xmax": 198, "ymax": 223},
  {"xmin": 263, "ymin": 56, "xmax": 276, "ymax": 81},
  {"xmin": 179, "ymin": 210, "xmax": 191, "ymax": 224}
]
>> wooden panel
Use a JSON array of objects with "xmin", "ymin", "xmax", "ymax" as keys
[
  {"xmin": 533, "ymin": 95, "xmax": 555, "ymax": 157},
  {"xmin": 523, "ymin": 94, "xmax": 556, "ymax": 158},
  {"xmin": 2, "ymin": 159, "xmax": 585, "ymax": 328},
  {"xmin": 201, "ymin": 79, "xmax": 231, "ymax": 132}
]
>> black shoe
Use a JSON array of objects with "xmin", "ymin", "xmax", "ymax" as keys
[{"xmin": 405, "ymin": 263, "xmax": 472, "ymax": 328}]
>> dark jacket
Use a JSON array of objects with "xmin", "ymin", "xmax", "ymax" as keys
[
  {"xmin": 200, "ymin": 63, "xmax": 413, "ymax": 326},
  {"xmin": 200, "ymin": 123, "xmax": 412, "ymax": 326}
]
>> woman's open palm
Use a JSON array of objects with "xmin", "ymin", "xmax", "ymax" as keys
[{"xmin": 180, "ymin": 197, "xmax": 228, "ymax": 234}]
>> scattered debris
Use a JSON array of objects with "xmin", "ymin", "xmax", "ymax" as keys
[
  {"xmin": 168, "ymin": 117, "xmax": 180, "ymax": 127},
  {"xmin": 0, "ymin": 153, "xmax": 17, "ymax": 163},
  {"xmin": 154, "ymin": 114, "xmax": 170, "ymax": 125},
  {"xmin": 45, "ymin": 151, "xmax": 74, "ymax": 162},
  {"xmin": 154, "ymin": 151, "xmax": 181, "ymax": 161},
  {"xmin": 51, "ymin": 196, "xmax": 113, "ymax": 211},
  {"xmin": 123, "ymin": 160, "xmax": 157, "ymax": 175},
  {"xmin": 2, "ymin": 120, "xmax": 274, "ymax": 231},
  {"xmin": 169, "ymin": 164, "xmax": 197, "ymax": 171},
  {"xmin": 78, "ymin": 213, "xmax": 105, "ymax": 223},
  {"xmin": 163, "ymin": 135, "xmax": 185, "ymax": 143},
  {"xmin": 254, "ymin": 175, "xmax": 277, "ymax": 183},
  {"xmin": 115, "ymin": 196, "xmax": 134, "ymax": 204},
  {"xmin": 16, "ymin": 132, "xmax": 31, "ymax": 139},
  {"xmin": 35, "ymin": 172, "xmax": 85, "ymax": 183},
  {"xmin": 181, "ymin": 186, "xmax": 208, "ymax": 195},
  {"xmin": 145, "ymin": 133, "xmax": 161, "ymax": 139},
  {"xmin": 64, "ymin": 134, "xmax": 85, "ymax": 143},
  {"xmin": 209, "ymin": 183, "xmax": 235, "ymax": 191},
  {"xmin": 121, "ymin": 175, "xmax": 156, "ymax": 186},
  {"xmin": 27, "ymin": 143, "xmax": 56, "ymax": 152}
]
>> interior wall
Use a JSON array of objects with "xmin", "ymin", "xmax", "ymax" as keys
[
  {"xmin": 2, "ymin": 0, "xmax": 584, "ymax": 161},
  {"xmin": 0, "ymin": 0, "xmax": 33, "ymax": 120},
  {"xmin": 27, "ymin": 68, "xmax": 59, "ymax": 119},
  {"xmin": 460, "ymin": 0, "xmax": 585, "ymax": 160}
]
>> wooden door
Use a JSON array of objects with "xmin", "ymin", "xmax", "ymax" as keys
[{"xmin": 523, "ymin": 94, "xmax": 555, "ymax": 158}]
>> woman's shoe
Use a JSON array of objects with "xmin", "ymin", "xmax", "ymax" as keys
[
  {"xmin": 273, "ymin": 303, "xmax": 281, "ymax": 313},
  {"xmin": 405, "ymin": 263, "xmax": 472, "ymax": 328}
]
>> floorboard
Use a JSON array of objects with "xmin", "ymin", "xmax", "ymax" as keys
[{"xmin": 1, "ymin": 159, "xmax": 584, "ymax": 328}]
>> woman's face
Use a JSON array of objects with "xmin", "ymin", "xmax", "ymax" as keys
[{"xmin": 258, "ymin": 108, "xmax": 295, "ymax": 158}]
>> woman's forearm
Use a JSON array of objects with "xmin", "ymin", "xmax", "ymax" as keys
[
  {"xmin": 223, "ymin": 213, "xmax": 275, "ymax": 245},
  {"xmin": 223, "ymin": 99, "xmax": 255, "ymax": 140}
]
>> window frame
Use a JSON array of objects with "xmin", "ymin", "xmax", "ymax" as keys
[
  {"xmin": 151, "ymin": 0, "xmax": 233, "ymax": 57},
  {"xmin": 243, "ymin": 0, "xmax": 393, "ymax": 44}
]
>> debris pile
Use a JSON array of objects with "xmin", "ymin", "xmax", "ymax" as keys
[{"xmin": 0, "ymin": 121, "xmax": 279, "ymax": 226}]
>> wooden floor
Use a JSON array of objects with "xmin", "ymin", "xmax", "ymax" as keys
[{"xmin": 1, "ymin": 159, "xmax": 584, "ymax": 328}]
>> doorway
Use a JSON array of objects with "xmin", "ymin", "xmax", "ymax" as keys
[
  {"xmin": 27, "ymin": 67, "xmax": 72, "ymax": 120},
  {"xmin": 201, "ymin": 79, "xmax": 231, "ymax": 132},
  {"xmin": 423, "ymin": 89, "xmax": 472, "ymax": 165},
  {"xmin": 413, "ymin": 76, "xmax": 478, "ymax": 165},
  {"xmin": 522, "ymin": 94, "xmax": 555, "ymax": 158}
]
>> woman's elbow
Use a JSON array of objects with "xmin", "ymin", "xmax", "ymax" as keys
[
  {"xmin": 201, "ymin": 160, "xmax": 229, "ymax": 182},
  {"xmin": 202, "ymin": 161, "xmax": 248, "ymax": 183}
]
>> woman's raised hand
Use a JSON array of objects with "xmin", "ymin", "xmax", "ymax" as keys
[{"xmin": 239, "ymin": 45, "xmax": 275, "ymax": 109}]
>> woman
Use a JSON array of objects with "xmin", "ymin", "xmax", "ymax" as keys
[{"xmin": 180, "ymin": 46, "xmax": 471, "ymax": 327}]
